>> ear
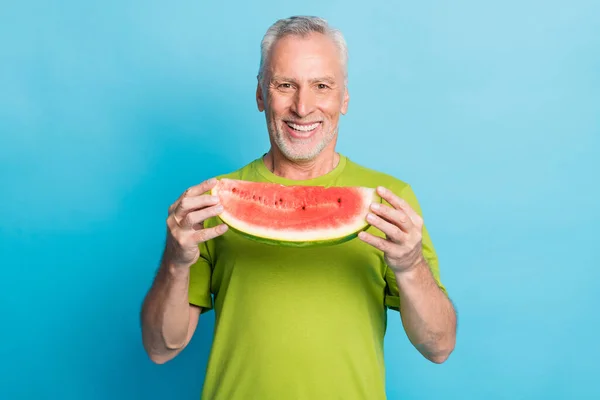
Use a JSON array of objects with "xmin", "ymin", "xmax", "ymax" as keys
[
  {"xmin": 256, "ymin": 78, "xmax": 265, "ymax": 112},
  {"xmin": 340, "ymin": 86, "xmax": 350, "ymax": 115}
]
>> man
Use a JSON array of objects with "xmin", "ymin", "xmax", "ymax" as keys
[{"xmin": 141, "ymin": 16, "xmax": 456, "ymax": 400}]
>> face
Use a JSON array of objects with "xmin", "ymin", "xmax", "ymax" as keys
[{"xmin": 256, "ymin": 32, "xmax": 350, "ymax": 162}]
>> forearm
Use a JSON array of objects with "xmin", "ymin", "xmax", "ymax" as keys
[
  {"xmin": 396, "ymin": 258, "xmax": 456, "ymax": 363},
  {"xmin": 141, "ymin": 260, "xmax": 192, "ymax": 359}
]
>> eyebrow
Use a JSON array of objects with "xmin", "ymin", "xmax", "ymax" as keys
[{"xmin": 270, "ymin": 75, "xmax": 337, "ymax": 85}]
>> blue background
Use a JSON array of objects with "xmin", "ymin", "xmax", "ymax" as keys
[{"xmin": 1, "ymin": 1, "xmax": 599, "ymax": 399}]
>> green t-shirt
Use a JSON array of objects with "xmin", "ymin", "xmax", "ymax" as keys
[{"xmin": 189, "ymin": 154, "xmax": 446, "ymax": 400}]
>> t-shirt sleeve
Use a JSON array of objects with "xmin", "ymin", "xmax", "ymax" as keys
[
  {"xmin": 384, "ymin": 184, "xmax": 448, "ymax": 312},
  {"xmin": 188, "ymin": 239, "xmax": 214, "ymax": 313}
]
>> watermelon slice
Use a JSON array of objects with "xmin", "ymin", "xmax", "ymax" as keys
[{"xmin": 211, "ymin": 179, "xmax": 379, "ymax": 246}]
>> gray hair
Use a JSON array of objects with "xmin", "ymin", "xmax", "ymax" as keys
[{"xmin": 257, "ymin": 16, "xmax": 348, "ymax": 86}]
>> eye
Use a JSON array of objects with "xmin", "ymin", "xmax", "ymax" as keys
[
  {"xmin": 278, "ymin": 83, "xmax": 292, "ymax": 89},
  {"xmin": 317, "ymin": 83, "xmax": 330, "ymax": 90}
]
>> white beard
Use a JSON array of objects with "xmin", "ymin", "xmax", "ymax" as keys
[{"xmin": 271, "ymin": 121, "xmax": 337, "ymax": 162}]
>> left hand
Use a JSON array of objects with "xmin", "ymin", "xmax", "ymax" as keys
[{"xmin": 358, "ymin": 186, "xmax": 425, "ymax": 274}]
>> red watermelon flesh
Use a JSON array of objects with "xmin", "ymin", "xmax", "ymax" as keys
[{"xmin": 211, "ymin": 179, "xmax": 378, "ymax": 245}]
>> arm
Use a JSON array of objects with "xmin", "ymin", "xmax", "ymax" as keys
[
  {"xmin": 358, "ymin": 185, "xmax": 456, "ymax": 364},
  {"xmin": 141, "ymin": 261, "xmax": 201, "ymax": 364},
  {"xmin": 394, "ymin": 257, "xmax": 456, "ymax": 363},
  {"xmin": 140, "ymin": 178, "xmax": 228, "ymax": 364}
]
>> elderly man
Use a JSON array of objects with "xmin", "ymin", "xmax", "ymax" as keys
[{"xmin": 141, "ymin": 16, "xmax": 456, "ymax": 400}]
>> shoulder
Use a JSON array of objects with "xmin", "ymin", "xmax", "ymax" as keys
[
  {"xmin": 343, "ymin": 156, "xmax": 411, "ymax": 193},
  {"xmin": 213, "ymin": 157, "xmax": 261, "ymax": 181}
]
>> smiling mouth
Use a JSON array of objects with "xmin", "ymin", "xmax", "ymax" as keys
[{"xmin": 285, "ymin": 121, "xmax": 321, "ymax": 132}]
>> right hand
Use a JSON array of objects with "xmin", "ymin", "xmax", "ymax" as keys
[{"xmin": 163, "ymin": 177, "xmax": 228, "ymax": 267}]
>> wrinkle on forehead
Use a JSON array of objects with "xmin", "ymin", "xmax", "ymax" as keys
[{"xmin": 264, "ymin": 33, "xmax": 345, "ymax": 85}]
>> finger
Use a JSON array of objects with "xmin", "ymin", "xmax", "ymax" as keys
[
  {"xmin": 358, "ymin": 231, "xmax": 394, "ymax": 254},
  {"xmin": 366, "ymin": 212, "xmax": 406, "ymax": 243},
  {"xmin": 173, "ymin": 194, "xmax": 220, "ymax": 223},
  {"xmin": 169, "ymin": 177, "xmax": 219, "ymax": 215},
  {"xmin": 376, "ymin": 186, "xmax": 407, "ymax": 210},
  {"xmin": 181, "ymin": 204, "xmax": 224, "ymax": 229},
  {"xmin": 192, "ymin": 224, "xmax": 229, "ymax": 243},
  {"xmin": 187, "ymin": 177, "xmax": 219, "ymax": 197},
  {"xmin": 376, "ymin": 186, "xmax": 422, "ymax": 226},
  {"xmin": 370, "ymin": 202, "xmax": 413, "ymax": 233}
]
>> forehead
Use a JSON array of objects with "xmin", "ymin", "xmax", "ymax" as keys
[{"xmin": 266, "ymin": 32, "xmax": 344, "ymax": 80}]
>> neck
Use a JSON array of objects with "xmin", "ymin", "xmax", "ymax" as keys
[{"xmin": 264, "ymin": 150, "xmax": 340, "ymax": 181}]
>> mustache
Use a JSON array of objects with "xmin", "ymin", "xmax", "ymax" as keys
[{"xmin": 281, "ymin": 118, "xmax": 323, "ymax": 124}]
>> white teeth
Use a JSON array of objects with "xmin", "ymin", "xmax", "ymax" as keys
[{"xmin": 287, "ymin": 122, "xmax": 319, "ymax": 132}]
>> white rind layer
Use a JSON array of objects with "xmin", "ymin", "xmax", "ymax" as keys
[{"xmin": 214, "ymin": 185, "xmax": 377, "ymax": 243}]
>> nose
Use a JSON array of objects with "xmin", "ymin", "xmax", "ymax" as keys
[{"xmin": 290, "ymin": 86, "xmax": 316, "ymax": 118}]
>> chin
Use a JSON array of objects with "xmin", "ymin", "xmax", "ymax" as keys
[
  {"xmin": 268, "ymin": 121, "xmax": 337, "ymax": 162},
  {"xmin": 276, "ymin": 135, "xmax": 330, "ymax": 161},
  {"xmin": 278, "ymin": 145, "xmax": 321, "ymax": 162}
]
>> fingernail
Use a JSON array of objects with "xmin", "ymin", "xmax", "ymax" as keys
[
  {"xmin": 211, "ymin": 196, "xmax": 220, "ymax": 202},
  {"xmin": 371, "ymin": 203, "xmax": 380, "ymax": 211},
  {"xmin": 367, "ymin": 213, "xmax": 376, "ymax": 221},
  {"xmin": 216, "ymin": 205, "xmax": 224, "ymax": 212}
]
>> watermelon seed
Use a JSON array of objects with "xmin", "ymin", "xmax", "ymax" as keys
[
  {"xmin": 338, "ymin": 198, "xmax": 342, "ymax": 202},
  {"xmin": 232, "ymin": 188, "xmax": 237, "ymax": 192},
  {"xmin": 301, "ymin": 206, "xmax": 306, "ymax": 210}
]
